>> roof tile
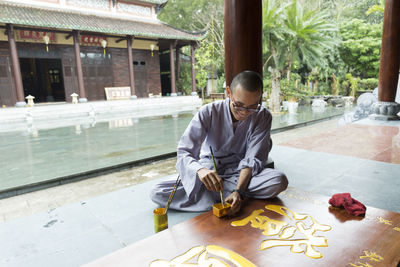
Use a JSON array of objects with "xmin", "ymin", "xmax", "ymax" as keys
[{"xmin": 0, "ymin": 2, "xmax": 203, "ymax": 40}]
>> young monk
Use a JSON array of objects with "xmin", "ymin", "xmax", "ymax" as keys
[{"xmin": 150, "ymin": 70, "xmax": 288, "ymax": 215}]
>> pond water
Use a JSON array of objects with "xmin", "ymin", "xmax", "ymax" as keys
[{"xmin": 0, "ymin": 106, "xmax": 347, "ymax": 192}]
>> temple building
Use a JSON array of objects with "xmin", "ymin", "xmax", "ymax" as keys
[{"xmin": 0, "ymin": 0, "xmax": 202, "ymax": 107}]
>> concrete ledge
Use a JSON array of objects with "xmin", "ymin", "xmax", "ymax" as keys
[
  {"xmin": 0, "ymin": 96, "xmax": 202, "ymax": 132},
  {"xmin": 0, "ymin": 152, "xmax": 177, "ymax": 200}
]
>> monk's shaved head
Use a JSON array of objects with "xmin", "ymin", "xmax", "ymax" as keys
[{"xmin": 230, "ymin": 71, "xmax": 263, "ymax": 93}]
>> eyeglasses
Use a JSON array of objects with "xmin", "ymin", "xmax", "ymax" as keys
[{"xmin": 230, "ymin": 97, "xmax": 260, "ymax": 113}]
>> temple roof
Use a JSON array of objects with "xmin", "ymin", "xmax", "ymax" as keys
[
  {"xmin": 0, "ymin": 1, "xmax": 203, "ymax": 41},
  {"xmin": 136, "ymin": 0, "xmax": 168, "ymax": 4}
]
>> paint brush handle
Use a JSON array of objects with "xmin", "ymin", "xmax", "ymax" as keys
[
  {"xmin": 210, "ymin": 146, "xmax": 224, "ymax": 205},
  {"xmin": 165, "ymin": 176, "xmax": 180, "ymax": 213},
  {"xmin": 209, "ymin": 146, "xmax": 217, "ymax": 170}
]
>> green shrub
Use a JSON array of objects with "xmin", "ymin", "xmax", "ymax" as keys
[
  {"xmin": 281, "ymin": 73, "xmax": 304, "ymax": 100},
  {"xmin": 344, "ymin": 73, "xmax": 359, "ymax": 96},
  {"xmin": 317, "ymin": 82, "xmax": 331, "ymax": 95},
  {"xmin": 177, "ymin": 62, "xmax": 193, "ymax": 95},
  {"xmin": 341, "ymin": 80, "xmax": 350, "ymax": 96},
  {"xmin": 358, "ymin": 78, "xmax": 378, "ymax": 91},
  {"xmin": 217, "ymin": 73, "xmax": 226, "ymax": 93}
]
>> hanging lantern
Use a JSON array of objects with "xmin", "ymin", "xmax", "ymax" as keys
[
  {"xmin": 150, "ymin": 44, "xmax": 155, "ymax": 57},
  {"xmin": 43, "ymin": 35, "xmax": 50, "ymax": 52},
  {"xmin": 101, "ymin": 39, "xmax": 107, "ymax": 55}
]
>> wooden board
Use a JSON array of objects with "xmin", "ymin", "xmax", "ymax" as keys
[
  {"xmin": 85, "ymin": 188, "xmax": 400, "ymax": 266},
  {"xmin": 104, "ymin": 86, "xmax": 131, "ymax": 100}
]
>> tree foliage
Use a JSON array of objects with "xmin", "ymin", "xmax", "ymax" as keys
[
  {"xmin": 263, "ymin": 0, "xmax": 337, "ymax": 112},
  {"xmin": 366, "ymin": 0, "xmax": 385, "ymax": 16},
  {"xmin": 339, "ymin": 19, "xmax": 382, "ymax": 78},
  {"xmin": 159, "ymin": 0, "xmax": 224, "ymax": 94},
  {"xmin": 158, "ymin": 0, "xmax": 385, "ymax": 102}
]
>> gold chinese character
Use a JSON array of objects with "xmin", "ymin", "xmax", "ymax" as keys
[
  {"xmin": 231, "ymin": 209, "xmax": 290, "ymax": 236},
  {"xmin": 349, "ymin": 262, "xmax": 372, "ymax": 267},
  {"xmin": 359, "ymin": 251, "xmax": 383, "ymax": 262},
  {"xmin": 150, "ymin": 245, "xmax": 256, "ymax": 267},
  {"xmin": 260, "ymin": 216, "xmax": 331, "ymax": 259},
  {"xmin": 231, "ymin": 205, "xmax": 332, "ymax": 259},
  {"xmin": 264, "ymin": 204, "xmax": 308, "ymax": 220},
  {"xmin": 394, "ymin": 227, "xmax": 400, "ymax": 232},
  {"xmin": 377, "ymin": 216, "xmax": 392, "ymax": 225}
]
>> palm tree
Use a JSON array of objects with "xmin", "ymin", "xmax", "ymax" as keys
[
  {"xmin": 262, "ymin": 0, "xmax": 289, "ymax": 113},
  {"xmin": 284, "ymin": 0, "xmax": 337, "ymax": 80},
  {"xmin": 263, "ymin": 0, "xmax": 337, "ymax": 113}
]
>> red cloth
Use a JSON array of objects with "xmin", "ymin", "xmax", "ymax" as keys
[{"xmin": 329, "ymin": 193, "xmax": 366, "ymax": 216}]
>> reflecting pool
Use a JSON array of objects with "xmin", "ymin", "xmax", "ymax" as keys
[{"xmin": 0, "ymin": 106, "xmax": 347, "ymax": 192}]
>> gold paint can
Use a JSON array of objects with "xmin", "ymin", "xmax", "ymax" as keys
[
  {"xmin": 153, "ymin": 208, "xmax": 168, "ymax": 233},
  {"xmin": 212, "ymin": 203, "xmax": 231, "ymax": 217}
]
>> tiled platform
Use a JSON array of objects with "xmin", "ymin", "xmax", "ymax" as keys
[
  {"xmin": 271, "ymin": 118, "xmax": 400, "ymax": 214},
  {"xmin": 0, "ymin": 175, "xmax": 202, "ymax": 267},
  {"xmin": 280, "ymin": 122, "xmax": 400, "ymax": 164}
]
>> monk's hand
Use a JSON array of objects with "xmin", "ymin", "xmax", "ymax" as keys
[
  {"xmin": 197, "ymin": 168, "xmax": 223, "ymax": 192},
  {"xmin": 225, "ymin": 191, "xmax": 242, "ymax": 215}
]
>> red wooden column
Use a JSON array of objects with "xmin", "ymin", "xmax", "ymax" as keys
[
  {"xmin": 224, "ymin": 0, "xmax": 262, "ymax": 87},
  {"xmin": 127, "ymin": 35, "xmax": 137, "ymax": 99},
  {"xmin": 176, "ymin": 45, "xmax": 181, "ymax": 94},
  {"xmin": 372, "ymin": 0, "xmax": 400, "ymax": 119},
  {"xmin": 73, "ymin": 30, "xmax": 87, "ymax": 102},
  {"xmin": 6, "ymin": 24, "xmax": 26, "ymax": 107},
  {"xmin": 191, "ymin": 43, "xmax": 197, "ymax": 95},
  {"xmin": 169, "ymin": 42, "xmax": 177, "ymax": 96}
]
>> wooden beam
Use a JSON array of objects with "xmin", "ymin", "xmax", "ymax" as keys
[
  {"xmin": 12, "ymin": 26, "xmax": 71, "ymax": 34},
  {"xmin": 116, "ymin": 37, "xmax": 126, "ymax": 43},
  {"xmin": 3, "ymin": 25, "xmax": 157, "ymax": 42}
]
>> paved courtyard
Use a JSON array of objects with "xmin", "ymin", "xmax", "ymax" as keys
[{"xmin": 0, "ymin": 117, "xmax": 399, "ymax": 266}]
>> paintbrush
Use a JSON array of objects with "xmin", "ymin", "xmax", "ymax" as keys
[
  {"xmin": 164, "ymin": 175, "xmax": 180, "ymax": 214},
  {"xmin": 210, "ymin": 146, "xmax": 224, "ymax": 205}
]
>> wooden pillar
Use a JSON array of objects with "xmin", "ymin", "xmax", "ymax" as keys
[
  {"xmin": 224, "ymin": 0, "xmax": 262, "ymax": 87},
  {"xmin": 378, "ymin": 0, "xmax": 400, "ymax": 102},
  {"xmin": 127, "ymin": 35, "xmax": 137, "ymax": 99},
  {"xmin": 73, "ymin": 30, "xmax": 87, "ymax": 102},
  {"xmin": 176, "ymin": 45, "xmax": 180, "ymax": 93},
  {"xmin": 191, "ymin": 43, "xmax": 197, "ymax": 95},
  {"xmin": 6, "ymin": 24, "xmax": 26, "ymax": 107},
  {"xmin": 372, "ymin": 0, "xmax": 400, "ymax": 119},
  {"xmin": 169, "ymin": 42, "xmax": 177, "ymax": 96}
]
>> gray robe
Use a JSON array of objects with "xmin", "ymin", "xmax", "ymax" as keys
[{"xmin": 150, "ymin": 99, "xmax": 288, "ymax": 211}]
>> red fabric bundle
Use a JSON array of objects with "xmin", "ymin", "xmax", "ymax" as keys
[{"xmin": 329, "ymin": 193, "xmax": 366, "ymax": 216}]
